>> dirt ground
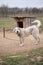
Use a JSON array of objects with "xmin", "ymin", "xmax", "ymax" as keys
[{"xmin": 0, "ymin": 31, "xmax": 43, "ymax": 56}]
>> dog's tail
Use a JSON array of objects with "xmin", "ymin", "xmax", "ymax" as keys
[{"xmin": 31, "ymin": 20, "xmax": 41, "ymax": 28}]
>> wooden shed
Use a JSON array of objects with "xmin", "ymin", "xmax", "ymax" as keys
[{"xmin": 12, "ymin": 16, "xmax": 36, "ymax": 28}]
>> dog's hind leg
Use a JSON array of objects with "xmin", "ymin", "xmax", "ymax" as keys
[
  {"xmin": 32, "ymin": 31, "xmax": 40, "ymax": 45},
  {"xmin": 33, "ymin": 35, "xmax": 40, "ymax": 45},
  {"xmin": 37, "ymin": 36, "xmax": 40, "ymax": 43}
]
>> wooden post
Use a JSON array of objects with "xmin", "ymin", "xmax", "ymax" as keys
[{"xmin": 3, "ymin": 27, "xmax": 5, "ymax": 38}]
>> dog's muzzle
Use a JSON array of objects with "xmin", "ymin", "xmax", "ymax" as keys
[{"xmin": 16, "ymin": 30, "xmax": 19, "ymax": 34}]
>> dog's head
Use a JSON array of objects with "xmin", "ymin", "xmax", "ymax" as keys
[{"xmin": 13, "ymin": 27, "xmax": 21, "ymax": 36}]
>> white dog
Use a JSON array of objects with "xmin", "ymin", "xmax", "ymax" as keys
[{"xmin": 13, "ymin": 20, "xmax": 41, "ymax": 46}]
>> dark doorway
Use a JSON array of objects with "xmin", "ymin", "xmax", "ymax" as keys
[{"xmin": 17, "ymin": 21, "xmax": 23, "ymax": 28}]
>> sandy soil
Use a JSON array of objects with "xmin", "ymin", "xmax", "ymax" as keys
[{"xmin": 0, "ymin": 31, "xmax": 43, "ymax": 56}]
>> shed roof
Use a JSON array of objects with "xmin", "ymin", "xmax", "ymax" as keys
[
  {"xmin": 11, "ymin": 14, "xmax": 36, "ymax": 18},
  {"xmin": 12, "ymin": 16, "xmax": 36, "ymax": 18}
]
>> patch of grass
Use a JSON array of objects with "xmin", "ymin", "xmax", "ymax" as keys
[
  {"xmin": 28, "ymin": 47, "xmax": 43, "ymax": 57},
  {"xmin": 37, "ymin": 17, "xmax": 43, "ymax": 33},
  {"xmin": 37, "ymin": 17, "xmax": 43, "ymax": 27},
  {"xmin": 0, "ymin": 47, "xmax": 43, "ymax": 65},
  {"xmin": 0, "ymin": 17, "xmax": 14, "ymax": 28}
]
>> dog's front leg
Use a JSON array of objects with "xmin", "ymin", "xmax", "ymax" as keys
[{"xmin": 19, "ymin": 37, "xmax": 24, "ymax": 46}]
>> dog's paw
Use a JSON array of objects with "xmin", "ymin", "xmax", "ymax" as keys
[{"xmin": 19, "ymin": 44, "xmax": 24, "ymax": 47}]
